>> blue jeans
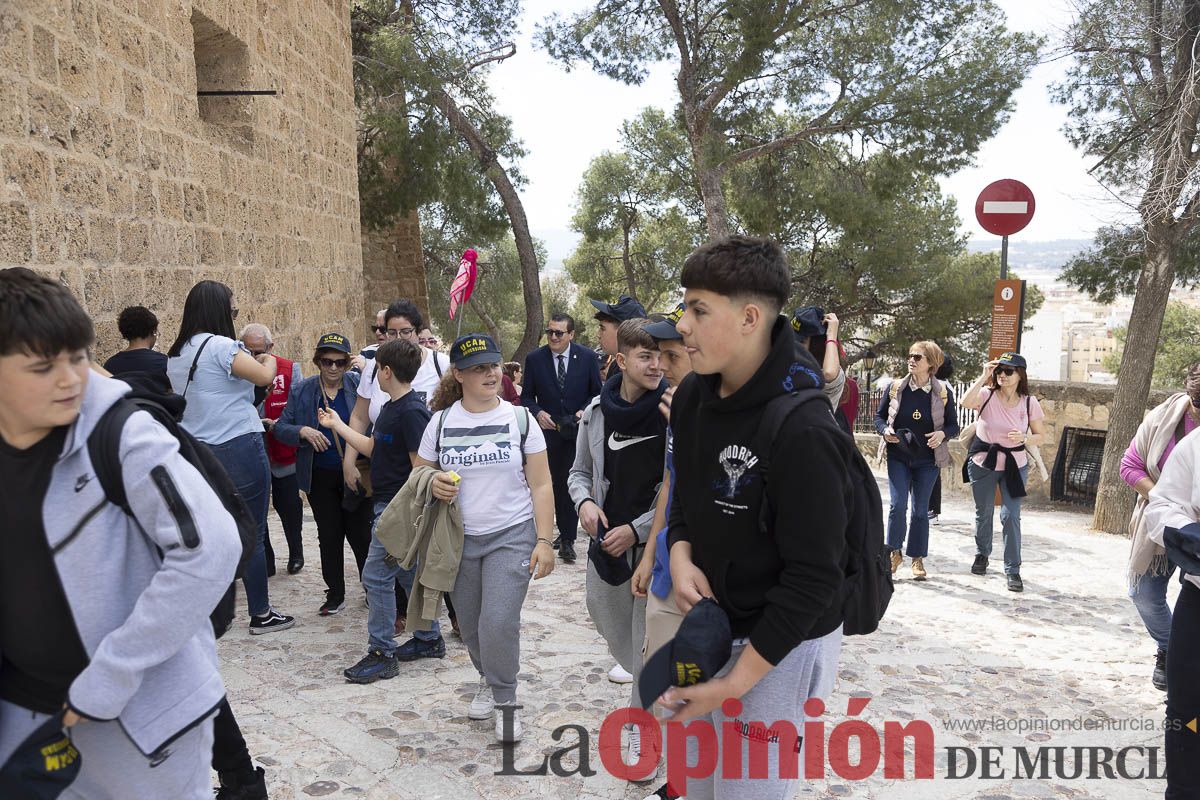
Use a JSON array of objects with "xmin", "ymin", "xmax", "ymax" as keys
[
  {"xmin": 363, "ymin": 500, "xmax": 440, "ymax": 655},
  {"xmin": 886, "ymin": 455, "xmax": 939, "ymax": 558},
  {"xmin": 967, "ymin": 460, "xmax": 1029, "ymax": 575},
  {"xmin": 1129, "ymin": 565, "xmax": 1177, "ymax": 651},
  {"xmin": 209, "ymin": 432, "xmax": 271, "ymax": 617}
]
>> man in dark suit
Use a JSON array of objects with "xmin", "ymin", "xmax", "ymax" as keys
[{"xmin": 522, "ymin": 312, "xmax": 603, "ymax": 563}]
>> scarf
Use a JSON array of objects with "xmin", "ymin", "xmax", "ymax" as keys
[
  {"xmin": 599, "ymin": 372, "xmax": 666, "ymax": 436},
  {"xmin": 1128, "ymin": 393, "xmax": 1197, "ymax": 589}
]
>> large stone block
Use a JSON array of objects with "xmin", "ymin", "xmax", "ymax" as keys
[
  {"xmin": 1, "ymin": 13, "xmax": 32, "ymax": 75},
  {"xmin": 28, "ymin": 85, "xmax": 75, "ymax": 148},
  {"xmin": 3, "ymin": 144, "xmax": 53, "ymax": 203},
  {"xmin": 55, "ymin": 155, "xmax": 106, "ymax": 209},
  {"xmin": 0, "ymin": 201, "xmax": 34, "ymax": 262},
  {"xmin": 31, "ymin": 25, "xmax": 59, "ymax": 84}
]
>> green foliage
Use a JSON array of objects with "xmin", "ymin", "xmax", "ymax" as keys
[
  {"xmin": 1103, "ymin": 301, "xmax": 1200, "ymax": 389},
  {"xmin": 353, "ymin": 0, "xmax": 526, "ymax": 231},
  {"xmin": 1061, "ymin": 224, "xmax": 1200, "ymax": 304},
  {"xmin": 540, "ymin": 0, "xmax": 1040, "ymax": 177},
  {"xmin": 565, "ymin": 149, "xmax": 702, "ymax": 311}
]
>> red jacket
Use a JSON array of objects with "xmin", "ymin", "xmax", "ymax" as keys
[{"xmin": 263, "ymin": 356, "xmax": 298, "ymax": 466}]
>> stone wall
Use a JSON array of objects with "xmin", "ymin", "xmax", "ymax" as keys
[
  {"xmin": 858, "ymin": 380, "xmax": 1180, "ymax": 507},
  {"xmin": 1, "ymin": 0, "xmax": 365, "ymax": 367},
  {"xmin": 360, "ymin": 211, "xmax": 429, "ymax": 329}
]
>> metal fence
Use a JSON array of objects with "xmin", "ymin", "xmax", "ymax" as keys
[
  {"xmin": 852, "ymin": 379, "xmax": 978, "ymax": 435},
  {"xmin": 1050, "ymin": 426, "xmax": 1107, "ymax": 506}
]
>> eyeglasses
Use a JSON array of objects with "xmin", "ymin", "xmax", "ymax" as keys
[
  {"xmin": 372, "ymin": 325, "xmax": 386, "ymax": 334},
  {"xmin": 906, "ymin": 353, "xmax": 924, "ymax": 362},
  {"xmin": 545, "ymin": 329, "xmax": 569, "ymax": 338},
  {"xmin": 385, "ymin": 327, "xmax": 415, "ymax": 339},
  {"xmin": 419, "ymin": 337, "xmax": 439, "ymax": 347},
  {"xmin": 996, "ymin": 366, "xmax": 1017, "ymax": 376},
  {"xmin": 316, "ymin": 357, "xmax": 348, "ymax": 369},
  {"xmin": 248, "ymin": 350, "xmax": 267, "ymax": 358}
]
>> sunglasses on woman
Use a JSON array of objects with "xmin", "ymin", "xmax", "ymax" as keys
[
  {"xmin": 316, "ymin": 357, "xmax": 348, "ymax": 369},
  {"xmin": 996, "ymin": 366, "xmax": 1017, "ymax": 376},
  {"xmin": 906, "ymin": 353, "xmax": 924, "ymax": 362}
]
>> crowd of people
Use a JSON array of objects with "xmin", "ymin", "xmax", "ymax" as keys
[{"xmin": 0, "ymin": 233, "xmax": 1198, "ymax": 799}]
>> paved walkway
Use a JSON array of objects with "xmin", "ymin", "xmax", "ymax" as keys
[{"xmin": 218, "ymin": 482, "xmax": 1178, "ymax": 799}]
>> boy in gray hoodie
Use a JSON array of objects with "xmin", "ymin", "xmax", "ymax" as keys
[{"xmin": 0, "ymin": 268, "xmax": 242, "ymax": 799}]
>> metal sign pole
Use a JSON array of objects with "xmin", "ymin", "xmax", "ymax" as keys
[{"xmin": 1000, "ymin": 235, "xmax": 1009, "ymax": 280}]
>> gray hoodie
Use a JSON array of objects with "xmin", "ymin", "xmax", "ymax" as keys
[{"xmin": 0, "ymin": 373, "xmax": 242, "ymax": 757}]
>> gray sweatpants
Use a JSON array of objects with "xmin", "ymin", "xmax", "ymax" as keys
[
  {"xmin": 449, "ymin": 518, "xmax": 537, "ymax": 704},
  {"xmin": 586, "ymin": 554, "xmax": 647, "ymax": 709},
  {"xmin": 681, "ymin": 626, "xmax": 842, "ymax": 800},
  {"xmin": 0, "ymin": 698, "xmax": 214, "ymax": 800}
]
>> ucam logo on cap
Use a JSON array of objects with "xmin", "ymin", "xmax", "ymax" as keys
[
  {"xmin": 666, "ymin": 303, "xmax": 684, "ymax": 324},
  {"xmin": 459, "ymin": 337, "xmax": 489, "ymax": 355}
]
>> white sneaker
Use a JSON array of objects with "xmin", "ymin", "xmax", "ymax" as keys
[
  {"xmin": 627, "ymin": 725, "xmax": 656, "ymax": 784},
  {"xmin": 468, "ymin": 678, "xmax": 495, "ymax": 720},
  {"xmin": 495, "ymin": 703, "xmax": 523, "ymax": 743},
  {"xmin": 608, "ymin": 664, "xmax": 634, "ymax": 684}
]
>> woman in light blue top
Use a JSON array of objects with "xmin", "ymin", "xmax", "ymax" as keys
[{"xmin": 166, "ymin": 280, "xmax": 294, "ymax": 635}]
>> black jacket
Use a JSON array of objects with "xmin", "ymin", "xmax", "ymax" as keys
[
  {"xmin": 522, "ymin": 343, "xmax": 603, "ymax": 421},
  {"xmin": 667, "ymin": 317, "xmax": 851, "ymax": 665}
]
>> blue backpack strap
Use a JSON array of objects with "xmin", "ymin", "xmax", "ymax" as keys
[{"xmin": 514, "ymin": 405, "xmax": 530, "ymax": 466}]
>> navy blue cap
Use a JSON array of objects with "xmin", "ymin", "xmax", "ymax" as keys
[
  {"xmin": 449, "ymin": 333, "xmax": 502, "ymax": 369},
  {"xmin": 315, "ymin": 332, "xmax": 351, "ymax": 354},
  {"xmin": 996, "ymin": 352, "xmax": 1028, "ymax": 370},
  {"xmin": 791, "ymin": 305, "xmax": 826, "ymax": 339},
  {"xmin": 0, "ymin": 711, "xmax": 80, "ymax": 798},
  {"xmin": 637, "ymin": 597, "xmax": 732, "ymax": 709},
  {"xmin": 644, "ymin": 302, "xmax": 685, "ymax": 341},
  {"xmin": 590, "ymin": 294, "xmax": 647, "ymax": 322},
  {"xmin": 1165, "ymin": 523, "xmax": 1200, "ymax": 576}
]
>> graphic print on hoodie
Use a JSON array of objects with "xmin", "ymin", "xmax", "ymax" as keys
[{"xmin": 667, "ymin": 317, "xmax": 853, "ymax": 666}]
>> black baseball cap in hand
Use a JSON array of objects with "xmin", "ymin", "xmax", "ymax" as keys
[
  {"xmin": 590, "ymin": 294, "xmax": 647, "ymax": 322},
  {"xmin": 1164, "ymin": 523, "xmax": 1200, "ymax": 576},
  {"xmin": 791, "ymin": 305, "xmax": 826, "ymax": 339},
  {"xmin": 0, "ymin": 711, "xmax": 81, "ymax": 799},
  {"xmin": 637, "ymin": 597, "xmax": 733, "ymax": 709}
]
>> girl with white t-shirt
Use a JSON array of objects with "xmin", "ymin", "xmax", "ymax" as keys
[
  {"xmin": 960, "ymin": 352, "xmax": 1047, "ymax": 592},
  {"xmin": 415, "ymin": 333, "xmax": 556, "ymax": 744}
]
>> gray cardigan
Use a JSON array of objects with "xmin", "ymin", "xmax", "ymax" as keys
[
  {"xmin": 567, "ymin": 395, "xmax": 661, "ymax": 543},
  {"xmin": 4, "ymin": 374, "xmax": 242, "ymax": 756}
]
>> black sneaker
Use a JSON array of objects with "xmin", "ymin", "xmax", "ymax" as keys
[
  {"xmin": 1153, "ymin": 649, "xmax": 1167, "ymax": 691},
  {"xmin": 1007, "ymin": 572, "xmax": 1024, "ymax": 592},
  {"xmin": 249, "ymin": 609, "xmax": 295, "ymax": 635},
  {"xmin": 395, "ymin": 635, "xmax": 446, "ymax": 661},
  {"xmin": 287, "ymin": 555, "xmax": 304, "ymax": 575},
  {"xmin": 344, "ymin": 649, "xmax": 400, "ymax": 684},
  {"xmin": 216, "ymin": 766, "xmax": 267, "ymax": 800},
  {"xmin": 560, "ymin": 541, "xmax": 577, "ymax": 563},
  {"xmin": 319, "ymin": 598, "xmax": 346, "ymax": 616},
  {"xmin": 971, "ymin": 554, "xmax": 988, "ymax": 575},
  {"xmin": 551, "ymin": 535, "xmax": 562, "ymax": 550}
]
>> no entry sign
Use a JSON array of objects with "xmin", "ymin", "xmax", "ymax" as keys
[{"xmin": 975, "ymin": 179, "xmax": 1035, "ymax": 237}]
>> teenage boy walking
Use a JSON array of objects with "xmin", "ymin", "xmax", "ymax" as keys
[
  {"xmin": 0, "ymin": 268, "xmax": 242, "ymax": 798},
  {"xmin": 569, "ymin": 318, "xmax": 667, "ymax": 765},
  {"xmin": 315, "ymin": 339, "xmax": 441, "ymax": 682},
  {"xmin": 661, "ymin": 237, "xmax": 853, "ymax": 800}
]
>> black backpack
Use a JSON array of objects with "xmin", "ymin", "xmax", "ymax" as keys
[
  {"xmin": 754, "ymin": 388, "xmax": 893, "ymax": 636},
  {"xmin": 87, "ymin": 393, "xmax": 257, "ymax": 640}
]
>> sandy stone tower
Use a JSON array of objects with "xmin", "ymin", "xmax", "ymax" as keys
[{"xmin": 1, "ymin": 0, "xmax": 377, "ymax": 363}]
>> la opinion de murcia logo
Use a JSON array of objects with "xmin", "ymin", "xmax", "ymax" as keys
[{"xmin": 718, "ymin": 444, "xmax": 759, "ymax": 499}]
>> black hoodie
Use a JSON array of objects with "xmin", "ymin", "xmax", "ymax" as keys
[{"xmin": 667, "ymin": 316, "xmax": 852, "ymax": 666}]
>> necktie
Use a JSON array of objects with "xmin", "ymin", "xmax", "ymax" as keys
[{"xmin": 557, "ymin": 354, "xmax": 566, "ymax": 391}]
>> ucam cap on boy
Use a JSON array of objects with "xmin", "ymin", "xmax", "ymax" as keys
[
  {"xmin": 449, "ymin": 333, "xmax": 502, "ymax": 368},
  {"xmin": 315, "ymin": 332, "xmax": 351, "ymax": 353},
  {"xmin": 589, "ymin": 294, "xmax": 647, "ymax": 322},
  {"xmin": 644, "ymin": 302, "xmax": 685, "ymax": 341}
]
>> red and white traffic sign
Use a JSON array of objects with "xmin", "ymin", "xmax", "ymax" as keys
[{"xmin": 975, "ymin": 179, "xmax": 1035, "ymax": 237}]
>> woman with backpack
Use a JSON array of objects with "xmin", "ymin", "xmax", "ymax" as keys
[
  {"xmin": 959, "ymin": 351, "xmax": 1046, "ymax": 593},
  {"xmin": 415, "ymin": 334, "xmax": 556, "ymax": 744},
  {"xmin": 874, "ymin": 340, "xmax": 960, "ymax": 581},
  {"xmin": 166, "ymin": 280, "xmax": 295, "ymax": 635},
  {"xmin": 1119, "ymin": 363, "xmax": 1200, "ymax": 689}
]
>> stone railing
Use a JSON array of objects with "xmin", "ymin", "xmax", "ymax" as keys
[{"xmin": 855, "ymin": 380, "xmax": 1181, "ymax": 506}]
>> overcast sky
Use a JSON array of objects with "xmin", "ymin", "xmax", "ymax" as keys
[{"xmin": 485, "ymin": 0, "xmax": 1129, "ymax": 270}]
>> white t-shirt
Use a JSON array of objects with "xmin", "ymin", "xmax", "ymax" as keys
[
  {"xmin": 418, "ymin": 399, "xmax": 547, "ymax": 535},
  {"xmin": 359, "ymin": 347, "xmax": 449, "ymax": 423}
]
